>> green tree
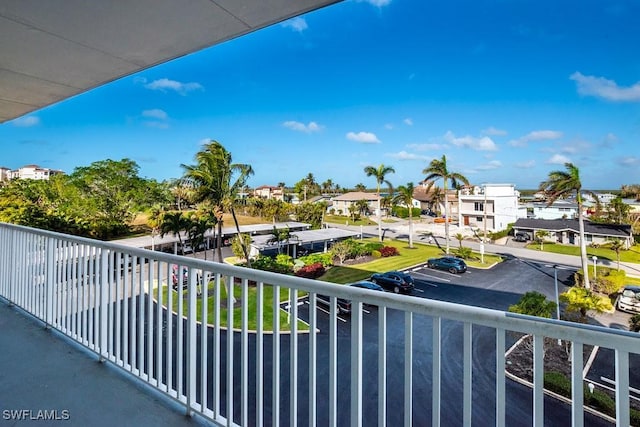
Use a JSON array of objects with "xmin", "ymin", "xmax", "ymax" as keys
[
  {"xmin": 364, "ymin": 164, "xmax": 395, "ymax": 242},
  {"xmin": 294, "ymin": 202, "xmax": 326, "ymax": 229},
  {"xmin": 607, "ymin": 238, "xmax": 625, "ymax": 271},
  {"xmin": 560, "ymin": 287, "xmax": 612, "ymax": 322},
  {"xmin": 231, "ymin": 233, "xmax": 252, "ymax": 260},
  {"xmin": 293, "ymin": 173, "xmax": 320, "ymax": 201},
  {"xmin": 540, "ymin": 163, "xmax": 598, "ymax": 289},
  {"xmin": 423, "ymin": 155, "xmax": 470, "ymax": 253},
  {"xmin": 159, "ymin": 211, "xmax": 188, "ymax": 254},
  {"xmin": 393, "ymin": 182, "xmax": 416, "ymax": 248},
  {"xmin": 354, "ymin": 199, "xmax": 370, "ymax": 216},
  {"xmin": 182, "ymin": 141, "xmax": 254, "ymax": 266},
  {"xmin": 353, "ymin": 183, "xmax": 367, "ymax": 192},
  {"xmin": 454, "ymin": 232, "xmax": 464, "ymax": 249},
  {"xmin": 535, "ymin": 230, "xmax": 550, "ymax": 250},
  {"xmin": 186, "ymin": 211, "xmax": 216, "ymax": 261},
  {"xmin": 508, "ymin": 291, "xmax": 557, "ymax": 318}
]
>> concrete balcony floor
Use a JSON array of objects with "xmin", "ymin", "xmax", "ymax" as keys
[{"xmin": 0, "ymin": 301, "xmax": 208, "ymax": 427}]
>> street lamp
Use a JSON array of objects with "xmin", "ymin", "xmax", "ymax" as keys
[
  {"xmin": 553, "ymin": 265, "xmax": 560, "ymax": 320},
  {"xmin": 592, "ymin": 255, "xmax": 598, "ymax": 280}
]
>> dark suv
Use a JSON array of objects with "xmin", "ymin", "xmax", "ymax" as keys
[
  {"xmin": 513, "ymin": 232, "xmax": 529, "ymax": 242},
  {"xmin": 315, "ymin": 293, "xmax": 352, "ymax": 314}
]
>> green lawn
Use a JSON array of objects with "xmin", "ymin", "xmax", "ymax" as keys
[
  {"xmin": 525, "ymin": 242, "xmax": 640, "ymax": 264},
  {"xmin": 159, "ymin": 279, "xmax": 309, "ymax": 332},
  {"xmin": 319, "ymin": 238, "xmax": 503, "ymax": 284},
  {"xmin": 323, "ymin": 214, "xmax": 377, "ymax": 226}
]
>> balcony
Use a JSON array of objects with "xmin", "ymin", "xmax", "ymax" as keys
[{"xmin": 0, "ymin": 222, "xmax": 638, "ymax": 426}]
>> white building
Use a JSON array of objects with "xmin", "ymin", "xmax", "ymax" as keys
[
  {"xmin": 6, "ymin": 164, "xmax": 64, "ymax": 181},
  {"xmin": 523, "ymin": 200, "xmax": 580, "ymax": 220},
  {"xmin": 457, "ymin": 184, "xmax": 520, "ymax": 232}
]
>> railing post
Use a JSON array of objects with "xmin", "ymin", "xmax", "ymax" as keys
[
  {"xmin": 45, "ymin": 237, "xmax": 55, "ymax": 328},
  {"xmin": 8, "ymin": 228, "xmax": 16, "ymax": 305},
  {"xmin": 186, "ymin": 267, "xmax": 197, "ymax": 417},
  {"xmin": 99, "ymin": 249, "xmax": 109, "ymax": 361}
]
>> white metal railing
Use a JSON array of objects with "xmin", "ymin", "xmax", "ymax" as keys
[{"xmin": 0, "ymin": 222, "xmax": 638, "ymax": 427}]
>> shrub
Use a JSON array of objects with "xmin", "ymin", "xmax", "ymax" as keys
[
  {"xmin": 298, "ymin": 253, "xmax": 333, "ymax": 267},
  {"xmin": 379, "ymin": 246, "xmax": 399, "ymax": 257},
  {"xmin": 372, "ymin": 250, "xmax": 382, "ymax": 258},
  {"xmin": 363, "ymin": 242, "xmax": 384, "ymax": 253},
  {"xmin": 584, "ymin": 388, "xmax": 616, "ymax": 417},
  {"xmin": 275, "ymin": 254, "xmax": 293, "ymax": 268},
  {"xmin": 592, "ymin": 268, "xmax": 626, "ymax": 295},
  {"xmin": 250, "ymin": 256, "xmax": 291, "ymax": 274},
  {"xmin": 508, "ymin": 291, "xmax": 556, "ymax": 318},
  {"xmin": 294, "ymin": 262, "xmax": 326, "ymax": 279},
  {"xmin": 391, "ymin": 206, "xmax": 422, "ymax": 219},
  {"xmin": 455, "ymin": 247, "xmax": 475, "ymax": 260},
  {"xmin": 630, "ymin": 314, "xmax": 640, "ymax": 332}
]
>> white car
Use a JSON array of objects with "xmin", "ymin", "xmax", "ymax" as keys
[{"xmin": 616, "ymin": 285, "xmax": 640, "ymax": 314}]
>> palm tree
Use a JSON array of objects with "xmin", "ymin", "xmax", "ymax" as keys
[
  {"xmin": 608, "ymin": 238, "xmax": 624, "ymax": 271},
  {"xmin": 540, "ymin": 163, "xmax": 597, "ymax": 289},
  {"xmin": 159, "ymin": 211, "xmax": 188, "ymax": 254},
  {"xmin": 393, "ymin": 182, "xmax": 416, "ymax": 248},
  {"xmin": 535, "ymin": 230, "xmax": 549, "ymax": 251},
  {"xmin": 354, "ymin": 183, "xmax": 367, "ymax": 192},
  {"xmin": 182, "ymin": 141, "xmax": 254, "ymax": 266},
  {"xmin": 454, "ymin": 232, "xmax": 464, "ymax": 249},
  {"xmin": 364, "ymin": 164, "xmax": 395, "ymax": 242},
  {"xmin": 423, "ymin": 155, "xmax": 470, "ymax": 254}
]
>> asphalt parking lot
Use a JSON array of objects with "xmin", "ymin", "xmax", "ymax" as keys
[{"xmin": 285, "ymin": 255, "xmax": 636, "ymax": 426}]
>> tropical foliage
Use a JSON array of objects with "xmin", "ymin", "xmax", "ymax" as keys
[
  {"xmin": 364, "ymin": 163, "xmax": 395, "ymax": 242},
  {"xmin": 393, "ymin": 182, "xmax": 416, "ymax": 248},
  {"xmin": 559, "ymin": 287, "xmax": 612, "ymax": 322},
  {"xmin": 508, "ymin": 291, "xmax": 557, "ymax": 318},
  {"xmin": 0, "ymin": 158, "xmax": 171, "ymax": 238}
]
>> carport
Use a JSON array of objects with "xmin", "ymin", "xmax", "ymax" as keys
[{"xmin": 251, "ymin": 228, "xmax": 360, "ymax": 257}]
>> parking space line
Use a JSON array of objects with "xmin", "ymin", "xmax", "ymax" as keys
[
  {"xmin": 411, "ymin": 271, "xmax": 450, "ymax": 282},
  {"xmin": 305, "ymin": 300, "xmax": 348, "ymax": 323}
]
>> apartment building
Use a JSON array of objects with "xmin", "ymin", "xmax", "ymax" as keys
[
  {"xmin": 457, "ymin": 183, "xmax": 520, "ymax": 232},
  {"xmin": 2, "ymin": 164, "xmax": 64, "ymax": 181}
]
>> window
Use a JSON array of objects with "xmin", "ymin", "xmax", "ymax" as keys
[
  {"xmin": 476, "ymin": 216, "xmax": 483, "ymax": 222},
  {"xmin": 474, "ymin": 202, "xmax": 484, "ymax": 212}
]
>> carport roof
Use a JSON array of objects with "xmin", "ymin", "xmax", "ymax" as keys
[
  {"xmin": 0, "ymin": 0, "xmax": 340, "ymax": 123},
  {"xmin": 251, "ymin": 228, "xmax": 360, "ymax": 249},
  {"xmin": 513, "ymin": 218, "xmax": 632, "ymax": 238}
]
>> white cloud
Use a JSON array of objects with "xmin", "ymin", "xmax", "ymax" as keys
[
  {"xmin": 386, "ymin": 151, "xmax": 429, "ymax": 161},
  {"xmin": 476, "ymin": 160, "xmax": 503, "ymax": 170},
  {"xmin": 516, "ymin": 160, "xmax": 536, "ymax": 169},
  {"xmin": 403, "ymin": 118, "xmax": 413, "ymax": 126},
  {"xmin": 406, "ymin": 143, "xmax": 447, "ymax": 151},
  {"xmin": 12, "ymin": 116, "xmax": 40, "ymax": 127},
  {"xmin": 618, "ymin": 156, "xmax": 640, "ymax": 167},
  {"xmin": 443, "ymin": 131, "xmax": 497, "ymax": 151},
  {"xmin": 509, "ymin": 130, "xmax": 563, "ymax": 147},
  {"xmin": 142, "ymin": 109, "xmax": 168, "ymax": 120},
  {"xmin": 356, "ymin": 0, "xmax": 392, "ymax": 6},
  {"xmin": 481, "ymin": 126, "xmax": 507, "ymax": 136},
  {"xmin": 144, "ymin": 78, "xmax": 203, "ymax": 95},
  {"xmin": 384, "ymin": 123, "xmax": 394, "ymax": 130},
  {"xmin": 281, "ymin": 17, "xmax": 308, "ymax": 32},
  {"xmin": 547, "ymin": 154, "xmax": 571, "ymax": 164},
  {"xmin": 601, "ymin": 133, "xmax": 618, "ymax": 147},
  {"xmin": 145, "ymin": 121, "xmax": 169, "ymax": 129},
  {"xmin": 347, "ymin": 131, "xmax": 380, "ymax": 143},
  {"xmin": 283, "ymin": 121, "xmax": 322, "ymax": 133},
  {"xmin": 570, "ymin": 72, "xmax": 640, "ymax": 102}
]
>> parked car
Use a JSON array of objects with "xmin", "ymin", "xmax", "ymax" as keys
[
  {"xmin": 513, "ymin": 232, "xmax": 529, "ymax": 242},
  {"xmin": 315, "ymin": 293, "xmax": 352, "ymax": 315},
  {"xmin": 370, "ymin": 271, "xmax": 415, "ymax": 294},
  {"xmin": 427, "ymin": 256, "xmax": 467, "ymax": 274},
  {"xmin": 616, "ymin": 285, "xmax": 640, "ymax": 314},
  {"xmin": 349, "ymin": 281, "xmax": 384, "ymax": 292}
]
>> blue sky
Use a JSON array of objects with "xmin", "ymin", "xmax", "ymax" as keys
[{"xmin": 2, "ymin": 0, "xmax": 639, "ymax": 190}]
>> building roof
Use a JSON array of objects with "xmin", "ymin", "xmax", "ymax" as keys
[
  {"xmin": 0, "ymin": 1, "xmax": 340, "ymax": 123},
  {"xmin": 332, "ymin": 192, "xmax": 380, "ymax": 202},
  {"xmin": 250, "ymin": 227, "xmax": 360, "ymax": 249},
  {"xmin": 513, "ymin": 218, "xmax": 632, "ymax": 238}
]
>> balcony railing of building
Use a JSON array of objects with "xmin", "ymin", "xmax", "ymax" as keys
[{"xmin": 0, "ymin": 222, "xmax": 637, "ymax": 427}]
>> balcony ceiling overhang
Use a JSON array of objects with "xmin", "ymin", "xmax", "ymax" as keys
[{"xmin": 0, "ymin": 0, "xmax": 340, "ymax": 123}]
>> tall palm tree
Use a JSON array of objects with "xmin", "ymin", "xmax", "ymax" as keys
[
  {"xmin": 364, "ymin": 164, "xmax": 395, "ymax": 242},
  {"xmin": 182, "ymin": 141, "xmax": 254, "ymax": 266},
  {"xmin": 540, "ymin": 162, "xmax": 597, "ymax": 289},
  {"xmin": 393, "ymin": 182, "xmax": 416, "ymax": 248},
  {"xmin": 423, "ymin": 155, "xmax": 469, "ymax": 254}
]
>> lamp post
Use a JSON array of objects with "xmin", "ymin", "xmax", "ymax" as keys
[
  {"xmin": 592, "ymin": 255, "xmax": 598, "ymax": 282},
  {"xmin": 553, "ymin": 265, "xmax": 560, "ymax": 320}
]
